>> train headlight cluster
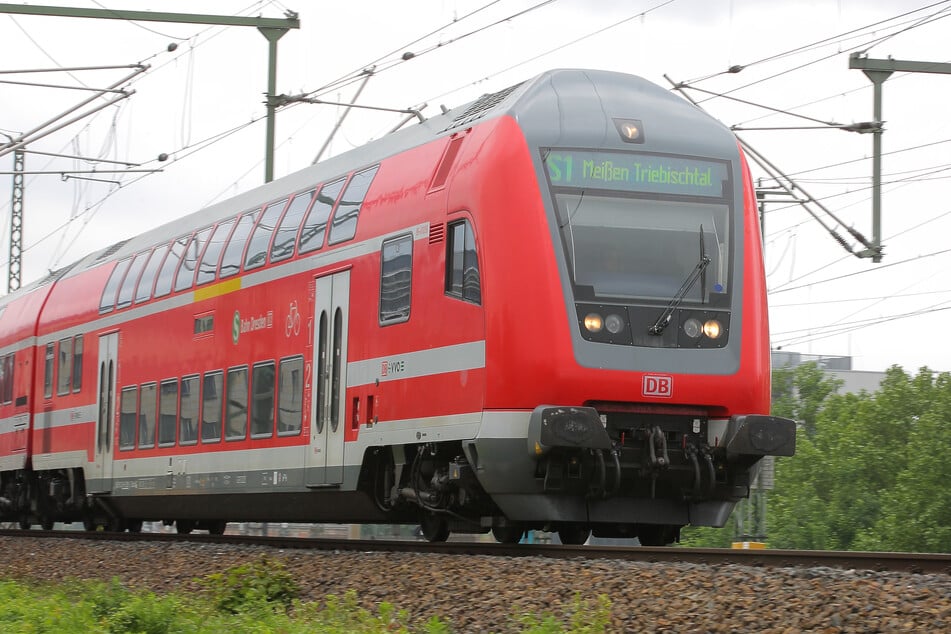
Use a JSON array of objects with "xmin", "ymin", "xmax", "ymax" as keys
[
  {"xmin": 683, "ymin": 317, "xmax": 723, "ymax": 340},
  {"xmin": 604, "ymin": 313, "xmax": 625, "ymax": 335},
  {"xmin": 702, "ymin": 319, "xmax": 722, "ymax": 339},
  {"xmin": 583, "ymin": 313, "xmax": 603, "ymax": 333},
  {"xmin": 584, "ymin": 312, "xmax": 625, "ymax": 335}
]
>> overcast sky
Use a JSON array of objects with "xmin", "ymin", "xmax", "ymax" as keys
[{"xmin": 2, "ymin": 0, "xmax": 950, "ymax": 373}]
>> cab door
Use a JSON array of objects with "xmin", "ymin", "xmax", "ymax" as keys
[
  {"xmin": 89, "ymin": 332, "xmax": 118, "ymax": 493},
  {"xmin": 306, "ymin": 271, "xmax": 349, "ymax": 486}
]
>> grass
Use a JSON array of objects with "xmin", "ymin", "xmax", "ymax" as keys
[{"xmin": 0, "ymin": 556, "xmax": 612, "ymax": 633}]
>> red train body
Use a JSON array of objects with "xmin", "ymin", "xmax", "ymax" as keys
[{"xmin": 0, "ymin": 69, "xmax": 794, "ymax": 544}]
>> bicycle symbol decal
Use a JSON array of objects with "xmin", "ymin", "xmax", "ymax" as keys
[{"xmin": 285, "ymin": 300, "xmax": 301, "ymax": 337}]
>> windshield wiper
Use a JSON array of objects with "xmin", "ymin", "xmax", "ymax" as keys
[{"xmin": 648, "ymin": 253, "xmax": 711, "ymax": 336}]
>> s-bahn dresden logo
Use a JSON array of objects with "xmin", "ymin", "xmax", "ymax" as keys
[
  {"xmin": 232, "ymin": 311, "xmax": 241, "ymax": 345},
  {"xmin": 643, "ymin": 374, "xmax": 673, "ymax": 398}
]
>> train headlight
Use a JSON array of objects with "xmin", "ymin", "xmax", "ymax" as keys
[
  {"xmin": 683, "ymin": 318, "xmax": 702, "ymax": 338},
  {"xmin": 605, "ymin": 313, "xmax": 624, "ymax": 335},
  {"xmin": 583, "ymin": 313, "xmax": 603, "ymax": 333},
  {"xmin": 703, "ymin": 319, "xmax": 723, "ymax": 339}
]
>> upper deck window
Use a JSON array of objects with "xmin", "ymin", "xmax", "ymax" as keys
[
  {"xmin": 220, "ymin": 210, "xmax": 260, "ymax": 278},
  {"xmin": 154, "ymin": 235, "xmax": 189, "ymax": 298},
  {"xmin": 99, "ymin": 258, "xmax": 131, "ymax": 314},
  {"xmin": 174, "ymin": 227, "xmax": 212, "ymax": 292},
  {"xmin": 245, "ymin": 199, "xmax": 288, "ymax": 270},
  {"xmin": 298, "ymin": 179, "xmax": 345, "ymax": 255},
  {"xmin": 197, "ymin": 219, "xmax": 237, "ymax": 286},
  {"xmin": 134, "ymin": 243, "xmax": 170, "ymax": 304},
  {"xmin": 328, "ymin": 166, "xmax": 379, "ymax": 245},
  {"xmin": 271, "ymin": 190, "xmax": 315, "ymax": 262},
  {"xmin": 116, "ymin": 250, "xmax": 150, "ymax": 310}
]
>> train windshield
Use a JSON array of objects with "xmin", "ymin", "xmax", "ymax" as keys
[
  {"xmin": 544, "ymin": 149, "xmax": 732, "ymax": 306},
  {"xmin": 555, "ymin": 194, "xmax": 730, "ymax": 304}
]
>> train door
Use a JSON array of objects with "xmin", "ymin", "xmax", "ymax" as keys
[
  {"xmin": 90, "ymin": 332, "xmax": 118, "ymax": 493},
  {"xmin": 306, "ymin": 270, "xmax": 350, "ymax": 487}
]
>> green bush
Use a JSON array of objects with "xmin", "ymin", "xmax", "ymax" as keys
[
  {"xmin": 0, "ymin": 565, "xmax": 611, "ymax": 633},
  {"xmin": 196, "ymin": 555, "xmax": 300, "ymax": 615}
]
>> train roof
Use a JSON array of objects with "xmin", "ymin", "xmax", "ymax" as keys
[{"xmin": 26, "ymin": 68, "xmax": 731, "ymax": 291}]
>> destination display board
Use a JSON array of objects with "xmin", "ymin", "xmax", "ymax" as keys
[{"xmin": 543, "ymin": 149, "xmax": 729, "ymax": 198}]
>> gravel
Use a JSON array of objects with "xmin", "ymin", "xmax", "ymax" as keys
[{"xmin": 0, "ymin": 535, "xmax": 949, "ymax": 632}]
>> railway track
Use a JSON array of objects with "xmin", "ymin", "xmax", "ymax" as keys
[{"xmin": 2, "ymin": 528, "xmax": 948, "ymax": 575}]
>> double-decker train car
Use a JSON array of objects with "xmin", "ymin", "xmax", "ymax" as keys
[{"xmin": 0, "ymin": 69, "xmax": 794, "ymax": 544}]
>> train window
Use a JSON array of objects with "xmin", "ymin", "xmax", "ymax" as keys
[
  {"xmin": 298, "ymin": 179, "xmax": 345, "ymax": 254},
  {"xmin": 159, "ymin": 379, "xmax": 178, "ymax": 447},
  {"xmin": 445, "ymin": 220, "xmax": 481, "ymax": 304},
  {"xmin": 197, "ymin": 219, "xmax": 237, "ymax": 286},
  {"xmin": 119, "ymin": 386, "xmax": 137, "ymax": 450},
  {"xmin": 220, "ymin": 210, "xmax": 260, "ymax": 279},
  {"xmin": 201, "ymin": 371, "xmax": 223, "ymax": 443},
  {"xmin": 57, "ymin": 337, "xmax": 72, "ymax": 396},
  {"xmin": 271, "ymin": 189, "xmax": 315, "ymax": 262},
  {"xmin": 43, "ymin": 343, "xmax": 54, "ymax": 399},
  {"xmin": 245, "ymin": 199, "xmax": 287, "ymax": 270},
  {"xmin": 71, "ymin": 335, "xmax": 83, "ymax": 392},
  {"xmin": 226, "ymin": 366, "xmax": 248, "ymax": 441},
  {"xmin": 277, "ymin": 356, "xmax": 303, "ymax": 436},
  {"xmin": 175, "ymin": 227, "xmax": 212, "ymax": 292},
  {"xmin": 99, "ymin": 258, "xmax": 131, "ymax": 314},
  {"xmin": 328, "ymin": 166, "xmax": 379, "ymax": 245},
  {"xmin": 179, "ymin": 375, "xmax": 199, "ymax": 446},
  {"xmin": 134, "ymin": 243, "xmax": 170, "ymax": 304},
  {"xmin": 116, "ymin": 250, "xmax": 150, "ymax": 310},
  {"xmin": 0, "ymin": 352, "xmax": 14, "ymax": 404},
  {"xmin": 251, "ymin": 361, "xmax": 275, "ymax": 438},
  {"xmin": 156, "ymin": 235, "xmax": 190, "ymax": 298},
  {"xmin": 379, "ymin": 234, "xmax": 413, "ymax": 324},
  {"xmin": 139, "ymin": 382, "xmax": 157, "ymax": 449}
]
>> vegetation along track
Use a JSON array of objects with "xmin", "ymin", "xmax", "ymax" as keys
[{"xmin": 1, "ymin": 531, "xmax": 949, "ymax": 631}]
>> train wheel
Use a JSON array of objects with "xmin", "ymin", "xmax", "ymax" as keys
[
  {"xmin": 207, "ymin": 521, "xmax": 227, "ymax": 535},
  {"xmin": 491, "ymin": 524, "xmax": 524, "ymax": 544},
  {"xmin": 126, "ymin": 520, "xmax": 143, "ymax": 533},
  {"xmin": 18, "ymin": 517, "xmax": 30, "ymax": 530},
  {"xmin": 83, "ymin": 517, "xmax": 98, "ymax": 532},
  {"xmin": 176, "ymin": 520, "xmax": 195, "ymax": 535},
  {"xmin": 557, "ymin": 524, "xmax": 591, "ymax": 545},
  {"xmin": 420, "ymin": 514, "xmax": 450, "ymax": 542},
  {"xmin": 40, "ymin": 517, "xmax": 54, "ymax": 531}
]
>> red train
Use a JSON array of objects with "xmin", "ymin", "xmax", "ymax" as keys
[{"xmin": 0, "ymin": 69, "xmax": 794, "ymax": 544}]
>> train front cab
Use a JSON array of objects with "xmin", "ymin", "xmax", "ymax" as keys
[{"xmin": 455, "ymin": 70, "xmax": 797, "ymax": 545}]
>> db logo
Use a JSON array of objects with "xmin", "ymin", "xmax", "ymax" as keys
[{"xmin": 643, "ymin": 374, "xmax": 673, "ymax": 398}]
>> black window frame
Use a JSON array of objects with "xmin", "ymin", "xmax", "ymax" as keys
[
  {"xmin": 179, "ymin": 374, "xmax": 200, "ymax": 446},
  {"xmin": 277, "ymin": 355, "xmax": 304, "ymax": 436},
  {"xmin": 220, "ymin": 209, "xmax": 261, "ymax": 279},
  {"xmin": 119, "ymin": 385, "xmax": 138, "ymax": 451},
  {"xmin": 445, "ymin": 219, "xmax": 482, "ymax": 305},
  {"xmin": 250, "ymin": 361, "xmax": 276, "ymax": 439},
  {"xmin": 328, "ymin": 165, "xmax": 379, "ymax": 246},
  {"xmin": 196, "ymin": 219, "xmax": 237, "ymax": 286},
  {"xmin": 134, "ymin": 243, "xmax": 170, "ymax": 304},
  {"xmin": 158, "ymin": 378, "xmax": 178, "ymax": 447},
  {"xmin": 99, "ymin": 258, "xmax": 131, "ymax": 314},
  {"xmin": 174, "ymin": 227, "xmax": 212, "ymax": 293},
  {"xmin": 138, "ymin": 382, "xmax": 157, "ymax": 449},
  {"xmin": 245, "ymin": 198, "xmax": 288, "ymax": 271},
  {"xmin": 225, "ymin": 365, "xmax": 249, "ymax": 441},
  {"xmin": 201, "ymin": 370, "xmax": 223, "ymax": 444},
  {"xmin": 298, "ymin": 179, "xmax": 346, "ymax": 255},
  {"xmin": 379, "ymin": 233, "xmax": 413, "ymax": 325}
]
